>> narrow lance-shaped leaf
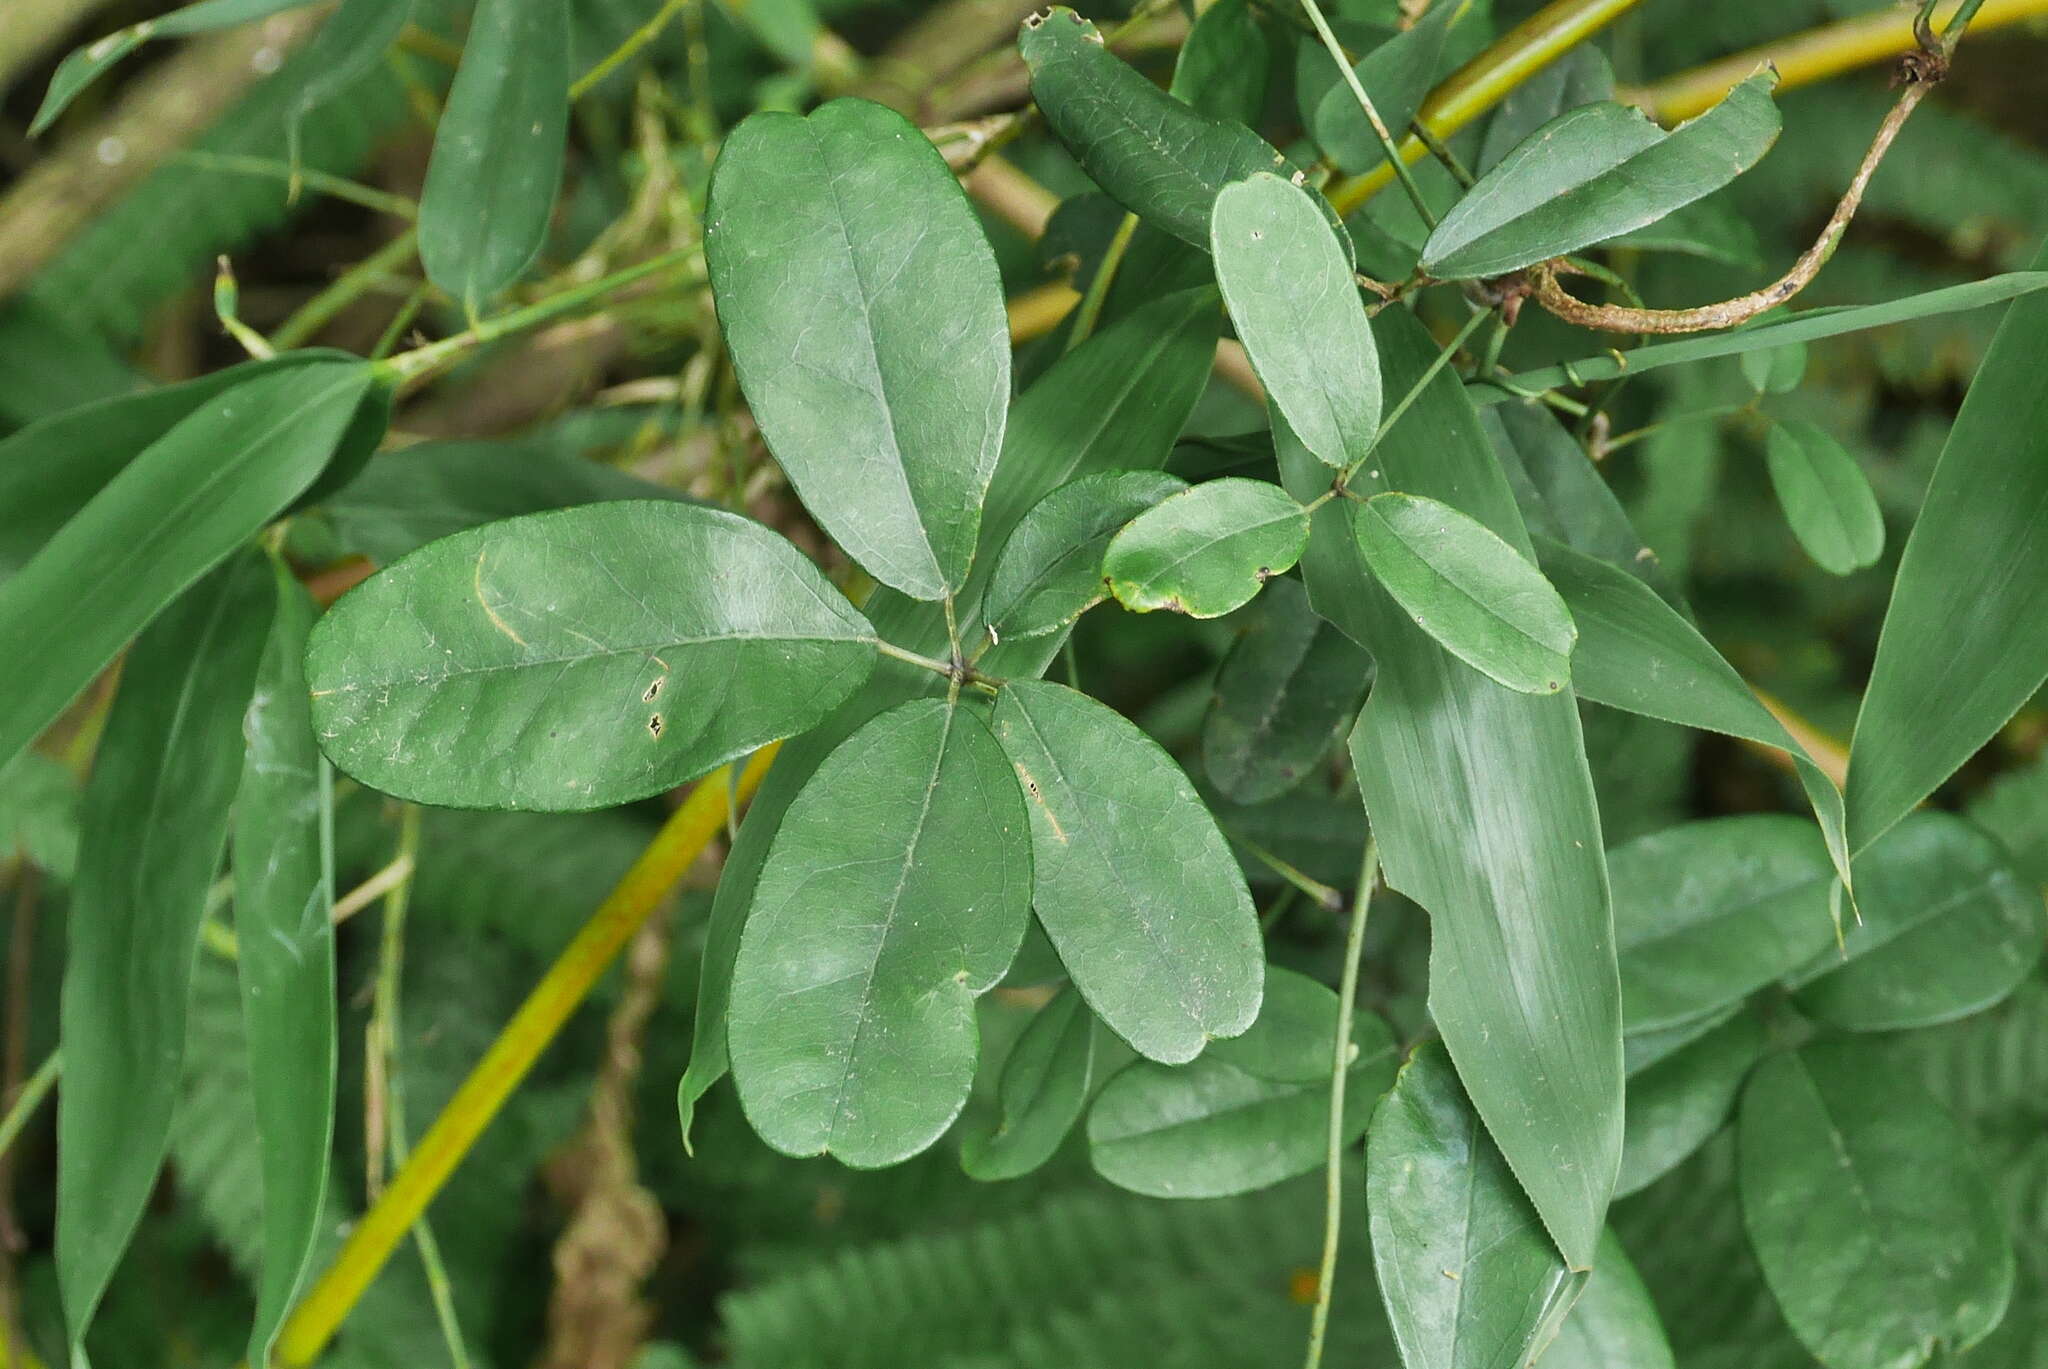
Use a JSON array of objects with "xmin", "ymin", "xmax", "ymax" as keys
[
  {"xmin": 991, "ymin": 679, "xmax": 1263, "ymax": 1064},
  {"xmin": 234, "ymin": 558, "xmax": 337, "ymax": 1367},
  {"xmin": 1211, "ymin": 173, "xmax": 1381, "ymax": 470},
  {"xmin": 707, "ymin": 97, "xmax": 1010, "ymax": 601},
  {"xmin": 418, "ymin": 0, "xmax": 570, "ymax": 313},
  {"xmin": 1103, "ymin": 478, "xmax": 1309, "ymax": 619},
  {"xmin": 57, "ymin": 553, "xmax": 275, "ymax": 1366},
  {"xmin": 1422, "ymin": 74, "xmax": 1782, "ymax": 280},
  {"xmin": 288, "ymin": 0, "xmax": 416, "ymax": 154},
  {"xmin": 1847, "ymin": 236, "xmax": 2048, "ymax": 851},
  {"xmin": 1765, "ymin": 420, "xmax": 1885, "ymax": 575},
  {"xmin": 1305, "ymin": 0, "xmax": 1464, "ymax": 174},
  {"xmin": 1203, "ymin": 577, "xmax": 1371, "ymax": 805},
  {"xmin": 307, "ymin": 501, "xmax": 878, "ymax": 812},
  {"xmin": 960, "ymin": 986, "xmax": 1096, "ymax": 1182},
  {"xmin": 728, "ymin": 698, "xmax": 1032, "ymax": 1168},
  {"xmin": 0, "ymin": 358, "xmax": 376, "ymax": 776},
  {"xmin": 980, "ymin": 470, "xmax": 1187, "ymax": 641}
]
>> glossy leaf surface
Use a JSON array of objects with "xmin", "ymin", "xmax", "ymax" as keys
[
  {"xmin": 1765, "ymin": 421, "xmax": 1885, "ymax": 576},
  {"xmin": 980, "ymin": 470, "xmax": 1187, "ymax": 641},
  {"xmin": 1103, "ymin": 478, "xmax": 1309, "ymax": 619},
  {"xmin": 960, "ymin": 986, "xmax": 1095, "ymax": 1182},
  {"xmin": 1203, "ymin": 577, "xmax": 1371, "ymax": 805}
]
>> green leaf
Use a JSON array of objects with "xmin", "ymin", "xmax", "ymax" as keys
[
  {"xmin": 1280, "ymin": 309, "xmax": 1619, "ymax": 1270},
  {"xmin": 0, "ymin": 750, "xmax": 79, "ymax": 880},
  {"xmin": 728, "ymin": 697, "xmax": 1031, "ymax": 1167},
  {"xmin": 1103, "ymin": 478, "xmax": 1309, "ymax": 619},
  {"xmin": 417, "ymin": 0, "xmax": 570, "ymax": 312},
  {"xmin": 1168, "ymin": 0, "xmax": 1269, "ymax": 125},
  {"xmin": 707, "ymin": 98, "xmax": 1010, "ymax": 601},
  {"xmin": 1367, "ymin": 1041, "xmax": 1587, "ymax": 1367},
  {"xmin": 1475, "ymin": 45, "xmax": 1613, "ymax": 175},
  {"xmin": 1788, "ymin": 812, "xmax": 2045, "ymax": 1032},
  {"xmin": 1608, "ymin": 196, "xmax": 1765, "ymax": 270},
  {"xmin": 990, "ymin": 679, "xmax": 1263, "ymax": 1064},
  {"xmin": 1210, "ymin": 173, "xmax": 1381, "ymax": 470},
  {"xmin": 1764, "ymin": 420, "xmax": 1885, "ymax": 575},
  {"xmin": 1202, "ymin": 577, "xmax": 1371, "ymax": 805},
  {"xmin": 960, "ymin": 986, "xmax": 1096, "ymax": 1182},
  {"xmin": 1740, "ymin": 338, "xmax": 1808, "ymax": 394},
  {"xmin": 1019, "ymin": 7, "xmax": 1348, "ymax": 261},
  {"xmin": 233, "ymin": 558, "xmax": 336, "ymax": 1367},
  {"xmin": 1540, "ymin": 1231, "xmax": 1677, "ymax": 1369},
  {"xmin": 1739, "ymin": 1043, "xmax": 2014, "ymax": 1369},
  {"xmin": 30, "ymin": 0, "xmax": 319, "ymax": 136},
  {"xmin": 1847, "ymin": 238, "xmax": 2048, "ymax": 851},
  {"xmin": 307, "ymin": 501, "xmax": 876, "ymax": 812},
  {"xmin": 57, "ymin": 553, "xmax": 275, "ymax": 1364},
  {"xmin": 1088, "ymin": 968, "xmax": 1395, "ymax": 1199},
  {"xmin": 1611, "ymin": 815, "xmax": 1837, "ymax": 1032},
  {"xmin": 0, "ymin": 358, "xmax": 375, "ymax": 776},
  {"xmin": 1305, "ymin": 0, "xmax": 1463, "ymax": 174},
  {"xmin": 290, "ymin": 0, "xmax": 414, "ymax": 134},
  {"xmin": 1422, "ymin": 75, "xmax": 1781, "ymax": 280},
  {"xmin": 1617, "ymin": 1008, "xmax": 1765, "ymax": 1198},
  {"xmin": 980, "ymin": 470, "xmax": 1187, "ymax": 641},
  {"xmin": 1353, "ymin": 490, "xmax": 1577, "ymax": 695},
  {"xmin": 1969, "ymin": 752, "xmax": 2048, "ymax": 888}
]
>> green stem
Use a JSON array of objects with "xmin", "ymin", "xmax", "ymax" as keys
[
  {"xmin": 1303, "ymin": 835, "xmax": 1379, "ymax": 1369},
  {"xmin": 1411, "ymin": 118, "xmax": 1474, "ymax": 188},
  {"xmin": 1341, "ymin": 307, "xmax": 1493, "ymax": 484},
  {"xmin": 1066, "ymin": 211, "xmax": 1139, "ymax": 352},
  {"xmin": 173, "ymin": 151, "xmax": 419, "ymax": 221},
  {"xmin": 0, "ymin": 1051, "xmax": 57, "ymax": 1165},
  {"xmin": 273, "ymin": 228, "xmax": 422, "ymax": 352},
  {"xmin": 570, "ymin": 0, "xmax": 694, "ymax": 100},
  {"xmin": 1601, "ymin": 401, "xmax": 1754, "ymax": 455},
  {"xmin": 873, "ymin": 638, "xmax": 960, "ymax": 679},
  {"xmin": 1298, "ymin": 0, "xmax": 1439, "ymax": 229},
  {"xmin": 1226, "ymin": 830, "xmax": 1345, "ymax": 911},
  {"xmin": 1939, "ymin": 0, "xmax": 1992, "ymax": 52}
]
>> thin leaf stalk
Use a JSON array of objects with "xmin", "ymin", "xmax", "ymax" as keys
[{"xmin": 1298, "ymin": 0, "xmax": 1440, "ymax": 228}]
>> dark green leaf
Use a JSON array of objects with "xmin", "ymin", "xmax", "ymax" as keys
[
  {"xmin": 57, "ymin": 553, "xmax": 274, "ymax": 1363},
  {"xmin": 1969, "ymin": 753, "xmax": 2048, "ymax": 888},
  {"xmin": 1103, "ymin": 478, "xmax": 1309, "ymax": 619},
  {"xmin": 1611, "ymin": 815, "xmax": 1837, "ymax": 1032},
  {"xmin": 1281, "ymin": 309, "xmax": 1619, "ymax": 1270},
  {"xmin": 1020, "ymin": 7, "xmax": 1348, "ymax": 261},
  {"xmin": 1354, "ymin": 490, "xmax": 1577, "ymax": 694},
  {"xmin": 707, "ymin": 98, "xmax": 1011, "ymax": 601},
  {"xmin": 980, "ymin": 470, "xmax": 1187, "ymax": 641},
  {"xmin": 990, "ymin": 679, "xmax": 1263, "ymax": 1064},
  {"xmin": 1211, "ymin": 173, "xmax": 1381, "ymax": 470},
  {"xmin": 1423, "ymin": 75, "xmax": 1781, "ymax": 280},
  {"xmin": 307, "ymin": 501, "xmax": 876, "ymax": 812},
  {"xmin": 1622, "ymin": 1004, "xmax": 1742, "ymax": 1076},
  {"xmin": 960, "ymin": 986, "xmax": 1096, "ymax": 1182},
  {"xmin": 1368, "ymin": 1041, "xmax": 1587, "ymax": 1367},
  {"xmin": 1475, "ymin": 45, "xmax": 1614, "ymax": 174},
  {"xmin": 1617, "ymin": 1008, "xmax": 1765, "ymax": 1198},
  {"xmin": 233, "ymin": 558, "xmax": 336, "ymax": 1366},
  {"xmin": 728, "ymin": 698, "xmax": 1031, "ymax": 1167},
  {"xmin": 1540, "ymin": 1231, "xmax": 1677, "ymax": 1369},
  {"xmin": 1203, "ymin": 577, "xmax": 1371, "ymax": 805},
  {"xmin": 1739, "ymin": 1043, "xmax": 2014, "ymax": 1368},
  {"xmin": 1609, "ymin": 196, "xmax": 1765, "ymax": 269},
  {"xmin": 418, "ymin": 0, "xmax": 570, "ymax": 311},
  {"xmin": 1168, "ymin": 0, "xmax": 1268, "ymax": 125},
  {"xmin": 1764, "ymin": 420, "xmax": 1885, "ymax": 575},
  {"xmin": 1789, "ymin": 812, "xmax": 2046, "ymax": 1032},
  {"xmin": 1847, "ymin": 238, "xmax": 2048, "ymax": 851},
  {"xmin": 1305, "ymin": 0, "xmax": 1463, "ymax": 174},
  {"xmin": 0, "ymin": 359, "xmax": 375, "ymax": 776},
  {"xmin": 290, "ymin": 0, "xmax": 414, "ymax": 136}
]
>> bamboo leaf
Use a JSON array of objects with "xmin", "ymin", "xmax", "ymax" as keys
[
  {"xmin": 418, "ymin": 0, "xmax": 571, "ymax": 312},
  {"xmin": 290, "ymin": 0, "xmax": 414, "ymax": 137},
  {"xmin": 960, "ymin": 986, "xmax": 1096, "ymax": 1182},
  {"xmin": 1423, "ymin": 75, "xmax": 1781, "ymax": 280},
  {"xmin": 1846, "ymin": 239, "xmax": 2048, "ymax": 851},
  {"xmin": 1103, "ymin": 478, "xmax": 1310, "ymax": 619},
  {"xmin": 306, "ymin": 501, "xmax": 877, "ymax": 812},
  {"xmin": 990, "ymin": 679, "xmax": 1263, "ymax": 1065},
  {"xmin": 0, "ymin": 358, "xmax": 375, "ymax": 776},
  {"xmin": 707, "ymin": 97, "xmax": 1010, "ymax": 601},
  {"xmin": 233, "ymin": 558, "xmax": 336, "ymax": 1367},
  {"xmin": 981, "ymin": 470, "xmax": 1187, "ymax": 642},
  {"xmin": 1764, "ymin": 420, "xmax": 1885, "ymax": 575},
  {"xmin": 1203, "ymin": 577, "xmax": 1371, "ymax": 805},
  {"xmin": 1305, "ymin": 0, "xmax": 1463, "ymax": 175},
  {"xmin": 728, "ymin": 697, "xmax": 1031, "ymax": 1168},
  {"xmin": 56, "ymin": 553, "xmax": 275, "ymax": 1366},
  {"xmin": 1617, "ymin": 1008, "xmax": 1765, "ymax": 1198},
  {"xmin": 1739, "ymin": 1043, "xmax": 2014, "ymax": 1369},
  {"xmin": 1211, "ymin": 173, "xmax": 1381, "ymax": 470}
]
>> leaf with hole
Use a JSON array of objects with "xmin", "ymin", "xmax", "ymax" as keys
[
  {"xmin": 979, "ymin": 470, "xmax": 1188, "ymax": 641},
  {"xmin": 1103, "ymin": 478, "xmax": 1309, "ymax": 619},
  {"xmin": 960, "ymin": 986, "xmax": 1096, "ymax": 1182},
  {"xmin": 1764, "ymin": 420, "xmax": 1885, "ymax": 575},
  {"xmin": 1203, "ymin": 577, "xmax": 1371, "ymax": 805}
]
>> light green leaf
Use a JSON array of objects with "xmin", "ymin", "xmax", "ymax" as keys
[
  {"xmin": 1168, "ymin": 0, "xmax": 1268, "ymax": 124},
  {"xmin": 0, "ymin": 358, "xmax": 375, "ymax": 776},
  {"xmin": 0, "ymin": 751, "xmax": 79, "ymax": 880},
  {"xmin": 728, "ymin": 698, "xmax": 1031, "ymax": 1167},
  {"xmin": 1764, "ymin": 420, "xmax": 1885, "ymax": 576},
  {"xmin": 1019, "ymin": 7, "xmax": 1348, "ymax": 261},
  {"xmin": 1088, "ymin": 968, "xmax": 1395, "ymax": 1199},
  {"xmin": 1103, "ymin": 477, "xmax": 1309, "ymax": 619},
  {"xmin": 960, "ymin": 986, "xmax": 1096, "ymax": 1182},
  {"xmin": 1368, "ymin": 1041, "xmax": 1587, "ymax": 1368},
  {"xmin": 1789, "ymin": 812, "xmax": 2045, "ymax": 1032},
  {"xmin": 1203, "ymin": 577, "xmax": 1370, "ymax": 805},
  {"xmin": 1540, "ymin": 1231, "xmax": 1677, "ymax": 1369},
  {"xmin": 1611, "ymin": 815, "xmax": 1837, "ymax": 1033},
  {"xmin": 1739, "ymin": 1043, "xmax": 2014, "ymax": 1369},
  {"xmin": 1616, "ymin": 1008, "xmax": 1765, "ymax": 1198},
  {"xmin": 707, "ymin": 98, "xmax": 1010, "ymax": 601},
  {"xmin": 990, "ymin": 679, "xmax": 1263, "ymax": 1064},
  {"xmin": 307, "ymin": 501, "xmax": 876, "ymax": 812},
  {"xmin": 57, "ymin": 553, "xmax": 275, "ymax": 1365},
  {"xmin": 1846, "ymin": 238, "xmax": 2048, "ymax": 852},
  {"xmin": 1306, "ymin": 0, "xmax": 1464, "ymax": 174},
  {"xmin": 1354, "ymin": 490, "xmax": 1576, "ymax": 695},
  {"xmin": 418, "ymin": 0, "xmax": 570, "ymax": 312},
  {"xmin": 1423, "ymin": 75, "xmax": 1781, "ymax": 280},
  {"xmin": 1740, "ymin": 338, "xmax": 1808, "ymax": 394},
  {"xmin": 1211, "ymin": 173, "xmax": 1381, "ymax": 470},
  {"xmin": 980, "ymin": 470, "xmax": 1188, "ymax": 641},
  {"xmin": 1281, "ymin": 309, "xmax": 1619, "ymax": 1271},
  {"xmin": 233, "ymin": 558, "xmax": 336, "ymax": 1367}
]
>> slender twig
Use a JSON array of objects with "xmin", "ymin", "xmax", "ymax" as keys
[
  {"xmin": 1303, "ymin": 837, "xmax": 1380, "ymax": 1369},
  {"xmin": 1298, "ymin": 0, "xmax": 1439, "ymax": 228},
  {"xmin": 332, "ymin": 851, "xmax": 419, "ymax": 928},
  {"xmin": 874, "ymin": 639, "xmax": 964, "ymax": 680},
  {"xmin": 1224, "ymin": 831, "xmax": 1346, "ymax": 912},
  {"xmin": 0, "ymin": 1053, "xmax": 55, "ymax": 1169},
  {"xmin": 1410, "ymin": 118, "xmax": 1474, "ymax": 189},
  {"xmin": 572, "ymin": 0, "xmax": 692, "ymax": 100},
  {"xmin": 272, "ymin": 228, "xmax": 423, "ymax": 351},
  {"xmin": 1341, "ymin": 308, "xmax": 1494, "ymax": 483},
  {"xmin": 1065, "ymin": 212, "xmax": 1138, "ymax": 352},
  {"xmin": 172, "ymin": 152, "xmax": 419, "ymax": 221}
]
